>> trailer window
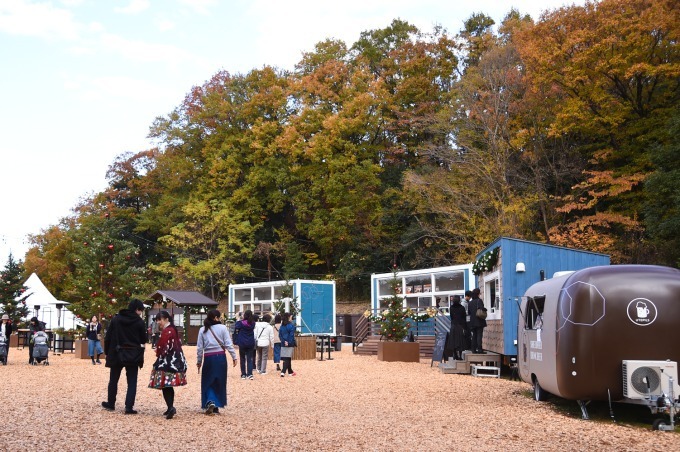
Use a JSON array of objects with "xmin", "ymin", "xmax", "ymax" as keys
[{"xmin": 525, "ymin": 296, "xmax": 545, "ymax": 329}]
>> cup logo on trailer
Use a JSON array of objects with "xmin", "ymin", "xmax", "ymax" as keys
[{"xmin": 626, "ymin": 298, "xmax": 657, "ymax": 326}]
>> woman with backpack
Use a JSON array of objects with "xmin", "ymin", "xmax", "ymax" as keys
[{"xmin": 233, "ymin": 309, "xmax": 256, "ymax": 380}]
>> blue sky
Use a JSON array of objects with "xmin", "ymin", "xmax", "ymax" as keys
[{"xmin": 0, "ymin": 0, "xmax": 585, "ymax": 267}]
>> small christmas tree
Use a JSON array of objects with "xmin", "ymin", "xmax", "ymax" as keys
[
  {"xmin": 0, "ymin": 253, "xmax": 31, "ymax": 323},
  {"xmin": 379, "ymin": 266, "xmax": 410, "ymax": 342}
]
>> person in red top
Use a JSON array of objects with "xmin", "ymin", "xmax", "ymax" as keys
[{"xmin": 148, "ymin": 311, "xmax": 188, "ymax": 419}]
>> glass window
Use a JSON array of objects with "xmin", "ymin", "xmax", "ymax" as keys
[
  {"xmin": 405, "ymin": 275, "xmax": 430, "ymax": 295},
  {"xmin": 405, "ymin": 296, "xmax": 418, "ymax": 309},
  {"xmin": 274, "ymin": 285, "xmax": 284, "ymax": 299},
  {"xmin": 378, "ymin": 278, "xmax": 397, "ymax": 296},
  {"xmin": 260, "ymin": 302, "xmax": 273, "ymax": 313},
  {"xmin": 234, "ymin": 288, "xmax": 251, "ymax": 302},
  {"xmin": 189, "ymin": 314, "xmax": 206, "ymax": 326},
  {"xmin": 485, "ymin": 278, "xmax": 499, "ymax": 310},
  {"xmin": 378, "ymin": 298, "xmax": 390, "ymax": 310},
  {"xmin": 253, "ymin": 287, "xmax": 271, "ymax": 302},
  {"xmin": 418, "ymin": 296, "xmax": 432, "ymax": 309},
  {"xmin": 434, "ymin": 271, "xmax": 464, "ymax": 292},
  {"xmin": 525, "ymin": 296, "xmax": 545, "ymax": 329}
]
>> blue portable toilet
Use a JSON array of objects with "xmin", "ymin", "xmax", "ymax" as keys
[
  {"xmin": 229, "ymin": 279, "xmax": 336, "ymax": 336},
  {"xmin": 473, "ymin": 237, "xmax": 610, "ymax": 357}
]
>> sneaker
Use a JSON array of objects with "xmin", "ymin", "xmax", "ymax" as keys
[
  {"xmin": 124, "ymin": 409, "xmax": 138, "ymax": 415},
  {"xmin": 165, "ymin": 407, "xmax": 176, "ymax": 420},
  {"xmin": 101, "ymin": 402, "xmax": 115, "ymax": 411},
  {"xmin": 241, "ymin": 375, "xmax": 246, "ymax": 380},
  {"xmin": 205, "ymin": 402, "xmax": 215, "ymax": 415},
  {"xmin": 214, "ymin": 408, "xmax": 220, "ymax": 414},
  {"xmin": 280, "ymin": 373, "xmax": 285, "ymax": 378},
  {"xmin": 276, "ymin": 364, "xmax": 281, "ymax": 371},
  {"xmin": 96, "ymin": 359, "xmax": 102, "ymax": 364},
  {"xmin": 291, "ymin": 372, "xmax": 297, "ymax": 377},
  {"xmin": 260, "ymin": 372, "xmax": 267, "ymax": 375},
  {"xmin": 92, "ymin": 361, "xmax": 96, "ymax": 365},
  {"xmin": 248, "ymin": 375, "xmax": 254, "ymax": 380}
]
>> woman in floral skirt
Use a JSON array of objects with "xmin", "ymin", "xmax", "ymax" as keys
[{"xmin": 149, "ymin": 311, "xmax": 187, "ymax": 419}]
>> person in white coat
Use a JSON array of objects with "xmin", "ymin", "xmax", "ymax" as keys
[{"xmin": 254, "ymin": 314, "xmax": 275, "ymax": 375}]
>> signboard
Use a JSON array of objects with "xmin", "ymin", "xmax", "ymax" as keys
[{"xmin": 430, "ymin": 330, "xmax": 448, "ymax": 367}]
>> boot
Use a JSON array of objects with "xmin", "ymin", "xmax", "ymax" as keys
[
  {"xmin": 91, "ymin": 358, "xmax": 96, "ymax": 365},
  {"xmin": 276, "ymin": 364, "xmax": 281, "ymax": 371}
]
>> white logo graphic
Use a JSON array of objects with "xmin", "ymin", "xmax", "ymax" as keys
[{"xmin": 627, "ymin": 298, "xmax": 657, "ymax": 326}]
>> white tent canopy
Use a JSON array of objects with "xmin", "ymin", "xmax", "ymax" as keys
[{"xmin": 20, "ymin": 273, "xmax": 85, "ymax": 330}]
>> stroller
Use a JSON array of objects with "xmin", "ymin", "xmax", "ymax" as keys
[
  {"xmin": 32, "ymin": 330, "xmax": 50, "ymax": 365},
  {"xmin": 0, "ymin": 335, "xmax": 7, "ymax": 365}
]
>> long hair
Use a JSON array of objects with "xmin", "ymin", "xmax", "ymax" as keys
[
  {"xmin": 281, "ymin": 312, "xmax": 291, "ymax": 325},
  {"xmin": 243, "ymin": 309, "xmax": 254, "ymax": 324},
  {"xmin": 274, "ymin": 313, "xmax": 282, "ymax": 324},
  {"xmin": 203, "ymin": 309, "xmax": 221, "ymax": 332},
  {"xmin": 158, "ymin": 310, "xmax": 177, "ymax": 334}
]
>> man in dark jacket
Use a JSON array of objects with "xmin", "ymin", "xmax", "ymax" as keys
[
  {"xmin": 102, "ymin": 299, "xmax": 147, "ymax": 414},
  {"xmin": 467, "ymin": 288, "xmax": 487, "ymax": 353}
]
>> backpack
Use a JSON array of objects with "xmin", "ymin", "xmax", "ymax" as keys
[{"xmin": 232, "ymin": 321, "xmax": 241, "ymax": 346}]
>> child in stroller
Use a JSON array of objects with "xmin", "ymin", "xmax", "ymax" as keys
[
  {"xmin": 32, "ymin": 328, "xmax": 50, "ymax": 365},
  {"xmin": 0, "ymin": 334, "xmax": 7, "ymax": 365}
]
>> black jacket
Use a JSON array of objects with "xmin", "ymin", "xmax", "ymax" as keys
[
  {"xmin": 449, "ymin": 303, "xmax": 467, "ymax": 327},
  {"xmin": 1, "ymin": 321, "xmax": 12, "ymax": 341},
  {"xmin": 467, "ymin": 297, "xmax": 487, "ymax": 328},
  {"xmin": 104, "ymin": 309, "xmax": 147, "ymax": 368}
]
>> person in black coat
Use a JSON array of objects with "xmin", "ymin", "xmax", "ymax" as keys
[
  {"xmin": 102, "ymin": 299, "xmax": 147, "ymax": 414},
  {"xmin": 467, "ymin": 288, "xmax": 487, "ymax": 353},
  {"xmin": 447, "ymin": 296, "xmax": 467, "ymax": 360},
  {"xmin": 1, "ymin": 314, "xmax": 12, "ymax": 363}
]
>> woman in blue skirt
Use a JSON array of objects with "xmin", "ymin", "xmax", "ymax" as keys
[{"xmin": 196, "ymin": 310, "xmax": 237, "ymax": 414}]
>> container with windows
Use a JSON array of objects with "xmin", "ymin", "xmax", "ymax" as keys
[
  {"xmin": 370, "ymin": 265, "xmax": 475, "ymax": 335},
  {"xmin": 473, "ymin": 237, "xmax": 610, "ymax": 358},
  {"xmin": 228, "ymin": 279, "xmax": 336, "ymax": 337}
]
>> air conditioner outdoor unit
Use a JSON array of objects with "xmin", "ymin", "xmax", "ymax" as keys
[{"xmin": 622, "ymin": 360, "xmax": 680, "ymax": 400}]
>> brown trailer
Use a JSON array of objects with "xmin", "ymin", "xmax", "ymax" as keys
[{"xmin": 518, "ymin": 265, "xmax": 680, "ymax": 423}]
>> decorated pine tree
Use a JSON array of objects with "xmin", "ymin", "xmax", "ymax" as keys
[
  {"xmin": 0, "ymin": 253, "xmax": 31, "ymax": 323},
  {"xmin": 66, "ymin": 214, "xmax": 152, "ymax": 321},
  {"xmin": 379, "ymin": 266, "xmax": 410, "ymax": 342}
]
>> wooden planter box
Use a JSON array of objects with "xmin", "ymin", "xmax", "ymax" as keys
[
  {"xmin": 75, "ymin": 340, "xmax": 106, "ymax": 359},
  {"xmin": 293, "ymin": 335, "xmax": 316, "ymax": 360},
  {"xmin": 377, "ymin": 341, "xmax": 420, "ymax": 362}
]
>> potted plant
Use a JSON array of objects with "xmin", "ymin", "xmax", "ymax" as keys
[{"xmin": 375, "ymin": 266, "xmax": 420, "ymax": 362}]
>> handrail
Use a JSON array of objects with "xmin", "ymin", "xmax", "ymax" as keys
[{"xmin": 353, "ymin": 306, "xmax": 452, "ymax": 345}]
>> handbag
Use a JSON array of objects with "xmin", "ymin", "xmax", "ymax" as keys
[
  {"xmin": 96, "ymin": 333, "xmax": 103, "ymax": 341},
  {"xmin": 116, "ymin": 345, "xmax": 144, "ymax": 366},
  {"xmin": 476, "ymin": 308, "xmax": 488, "ymax": 320},
  {"xmin": 280, "ymin": 346, "xmax": 294, "ymax": 358}
]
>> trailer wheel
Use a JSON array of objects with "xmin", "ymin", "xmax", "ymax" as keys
[
  {"xmin": 652, "ymin": 418, "xmax": 667, "ymax": 431},
  {"xmin": 533, "ymin": 377, "xmax": 549, "ymax": 401}
]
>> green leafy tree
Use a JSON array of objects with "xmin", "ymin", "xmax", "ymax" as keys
[{"xmin": 0, "ymin": 253, "xmax": 31, "ymax": 323}]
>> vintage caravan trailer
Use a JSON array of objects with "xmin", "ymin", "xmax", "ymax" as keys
[
  {"xmin": 229, "ymin": 279, "xmax": 336, "ymax": 336},
  {"xmin": 474, "ymin": 237, "xmax": 610, "ymax": 358},
  {"xmin": 519, "ymin": 265, "xmax": 680, "ymax": 425}
]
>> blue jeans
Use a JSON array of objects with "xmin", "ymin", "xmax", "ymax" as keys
[
  {"xmin": 238, "ymin": 346, "xmax": 255, "ymax": 377},
  {"xmin": 273, "ymin": 343, "xmax": 281, "ymax": 363},
  {"xmin": 88, "ymin": 339, "xmax": 103, "ymax": 357}
]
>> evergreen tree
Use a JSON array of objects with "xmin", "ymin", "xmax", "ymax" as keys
[
  {"xmin": 379, "ymin": 266, "xmax": 410, "ymax": 342},
  {"xmin": 65, "ymin": 213, "xmax": 151, "ymax": 321},
  {"xmin": 0, "ymin": 253, "xmax": 31, "ymax": 323}
]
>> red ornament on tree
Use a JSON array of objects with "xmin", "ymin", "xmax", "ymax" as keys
[{"xmin": 107, "ymin": 244, "xmax": 114, "ymax": 250}]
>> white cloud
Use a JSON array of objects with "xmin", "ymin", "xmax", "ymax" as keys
[
  {"xmin": 114, "ymin": 0, "xmax": 150, "ymax": 15},
  {"xmin": 99, "ymin": 32, "xmax": 194, "ymax": 64},
  {"xmin": 154, "ymin": 18, "xmax": 175, "ymax": 32},
  {"xmin": 177, "ymin": 0, "xmax": 217, "ymax": 15},
  {"xmin": 60, "ymin": 72, "xmax": 168, "ymax": 103},
  {"xmin": 0, "ymin": 0, "xmax": 80, "ymax": 40}
]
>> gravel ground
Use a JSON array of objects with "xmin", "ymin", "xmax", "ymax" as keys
[{"xmin": 2, "ymin": 346, "xmax": 677, "ymax": 451}]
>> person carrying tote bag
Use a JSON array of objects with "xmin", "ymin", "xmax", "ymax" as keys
[{"xmin": 278, "ymin": 312, "xmax": 297, "ymax": 377}]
